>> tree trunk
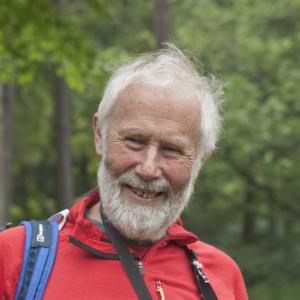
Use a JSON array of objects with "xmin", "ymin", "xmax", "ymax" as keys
[
  {"xmin": 0, "ymin": 84, "xmax": 13, "ymax": 224},
  {"xmin": 267, "ymin": 192, "xmax": 277, "ymax": 239},
  {"xmin": 242, "ymin": 185, "xmax": 256, "ymax": 243},
  {"xmin": 283, "ymin": 210, "xmax": 295, "ymax": 274},
  {"xmin": 54, "ymin": 74, "xmax": 74, "ymax": 209},
  {"xmin": 52, "ymin": 0, "xmax": 74, "ymax": 209},
  {"xmin": 153, "ymin": 0, "xmax": 170, "ymax": 49}
]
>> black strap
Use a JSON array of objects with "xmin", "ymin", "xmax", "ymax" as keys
[
  {"xmin": 100, "ymin": 208, "xmax": 217, "ymax": 300},
  {"xmin": 101, "ymin": 213, "xmax": 152, "ymax": 300},
  {"xmin": 189, "ymin": 250, "xmax": 218, "ymax": 300}
]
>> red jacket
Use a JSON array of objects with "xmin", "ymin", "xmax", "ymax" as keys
[{"xmin": 0, "ymin": 190, "xmax": 248, "ymax": 300}]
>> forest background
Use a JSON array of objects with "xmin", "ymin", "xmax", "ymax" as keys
[{"xmin": 0, "ymin": 0, "xmax": 299, "ymax": 298}]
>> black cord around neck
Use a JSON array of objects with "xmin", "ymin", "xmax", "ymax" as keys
[{"xmin": 100, "ymin": 210, "xmax": 152, "ymax": 300}]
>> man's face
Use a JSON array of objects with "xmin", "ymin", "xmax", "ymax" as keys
[{"xmin": 96, "ymin": 82, "xmax": 201, "ymax": 241}]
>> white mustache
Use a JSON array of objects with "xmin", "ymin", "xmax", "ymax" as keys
[{"xmin": 118, "ymin": 170, "xmax": 170, "ymax": 193}]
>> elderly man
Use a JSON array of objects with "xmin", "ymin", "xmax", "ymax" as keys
[{"xmin": 0, "ymin": 45, "xmax": 248, "ymax": 299}]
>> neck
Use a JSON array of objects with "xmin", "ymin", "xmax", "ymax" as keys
[
  {"xmin": 88, "ymin": 201, "xmax": 166, "ymax": 244},
  {"xmin": 87, "ymin": 202, "xmax": 102, "ymax": 222}
]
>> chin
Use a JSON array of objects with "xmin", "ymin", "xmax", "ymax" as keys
[
  {"xmin": 101, "ymin": 193, "xmax": 174, "ymax": 242},
  {"xmin": 97, "ymin": 161, "xmax": 194, "ymax": 242}
]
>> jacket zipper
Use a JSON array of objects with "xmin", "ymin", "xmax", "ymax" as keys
[{"xmin": 155, "ymin": 280, "xmax": 165, "ymax": 300}]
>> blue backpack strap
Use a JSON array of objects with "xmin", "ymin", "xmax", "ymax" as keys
[
  {"xmin": 15, "ymin": 221, "xmax": 33, "ymax": 299},
  {"xmin": 15, "ymin": 220, "xmax": 59, "ymax": 300}
]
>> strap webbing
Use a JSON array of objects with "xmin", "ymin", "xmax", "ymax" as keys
[
  {"xmin": 189, "ymin": 250, "xmax": 218, "ymax": 300},
  {"xmin": 15, "ymin": 221, "xmax": 33, "ymax": 299},
  {"xmin": 101, "ymin": 213, "xmax": 152, "ymax": 300},
  {"xmin": 15, "ymin": 220, "xmax": 59, "ymax": 300}
]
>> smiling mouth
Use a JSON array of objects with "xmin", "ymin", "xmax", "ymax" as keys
[{"xmin": 126, "ymin": 185, "xmax": 163, "ymax": 199}]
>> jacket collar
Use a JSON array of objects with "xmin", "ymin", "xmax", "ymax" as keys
[{"xmin": 68, "ymin": 188, "xmax": 199, "ymax": 256}]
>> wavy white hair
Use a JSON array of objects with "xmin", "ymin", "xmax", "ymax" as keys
[{"xmin": 97, "ymin": 43, "xmax": 223, "ymax": 161}]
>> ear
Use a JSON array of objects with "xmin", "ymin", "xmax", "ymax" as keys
[{"xmin": 92, "ymin": 113, "xmax": 102, "ymax": 156}]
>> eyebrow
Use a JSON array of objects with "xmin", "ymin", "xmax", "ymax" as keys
[
  {"xmin": 119, "ymin": 127, "xmax": 149, "ymax": 136},
  {"xmin": 121, "ymin": 129, "xmax": 147, "ymax": 138},
  {"xmin": 119, "ymin": 127, "xmax": 190, "ymax": 148},
  {"xmin": 161, "ymin": 139, "xmax": 187, "ymax": 150}
]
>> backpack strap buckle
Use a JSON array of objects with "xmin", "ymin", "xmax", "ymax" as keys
[{"xmin": 188, "ymin": 249, "xmax": 218, "ymax": 300}]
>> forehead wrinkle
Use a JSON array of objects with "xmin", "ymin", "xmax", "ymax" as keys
[
  {"xmin": 111, "ymin": 100, "xmax": 200, "ymax": 132},
  {"xmin": 112, "ymin": 80, "xmax": 199, "ymax": 113},
  {"xmin": 107, "ymin": 81, "xmax": 201, "ymax": 142}
]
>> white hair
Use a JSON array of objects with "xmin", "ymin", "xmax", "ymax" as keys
[{"xmin": 97, "ymin": 43, "xmax": 223, "ymax": 159}]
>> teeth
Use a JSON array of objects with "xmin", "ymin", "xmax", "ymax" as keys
[{"xmin": 131, "ymin": 187, "xmax": 158, "ymax": 199}]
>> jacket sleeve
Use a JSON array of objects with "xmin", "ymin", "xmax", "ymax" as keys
[
  {"xmin": 221, "ymin": 255, "xmax": 248, "ymax": 300},
  {"xmin": 0, "ymin": 226, "xmax": 25, "ymax": 300}
]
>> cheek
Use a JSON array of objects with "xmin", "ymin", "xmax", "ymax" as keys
[
  {"xmin": 105, "ymin": 146, "xmax": 137, "ymax": 176},
  {"xmin": 163, "ymin": 160, "xmax": 193, "ymax": 191}
]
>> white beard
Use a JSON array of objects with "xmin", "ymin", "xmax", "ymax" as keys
[{"xmin": 97, "ymin": 160, "xmax": 197, "ymax": 242}]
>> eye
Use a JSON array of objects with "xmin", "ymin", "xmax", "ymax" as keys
[
  {"xmin": 161, "ymin": 146, "xmax": 182, "ymax": 158},
  {"xmin": 124, "ymin": 137, "xmax": 145, "ymax": 151}
]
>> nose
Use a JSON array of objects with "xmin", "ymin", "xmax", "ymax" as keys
[{"xmin": 134, "ymin": 145, "xmax": 162, "ymax": 180}]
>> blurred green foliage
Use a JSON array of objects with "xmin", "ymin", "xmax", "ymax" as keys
[{"xmin": 1, "ymin": 0, "xmax": 299, "ymax": 298}]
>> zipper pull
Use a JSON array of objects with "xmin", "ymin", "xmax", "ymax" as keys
[
  {"xmin": 137, "ymin": 260, "xmax": 144, "ymax": 276},
  {"xmin": 155, "ymin": 280, "xmax": 165, "ymax": 300}
]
